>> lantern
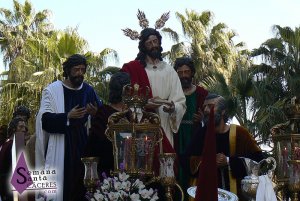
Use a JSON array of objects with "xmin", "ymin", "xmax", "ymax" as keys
[
  {"xmin": 271, "ymin": 96, "xmax": 300, "ymax": 199},
  {"xmin": 81, "ymin": 157, "xmax": 99, "ymax": 193},
  {"xmin": 105, "ymin": 84, "xmax": 163, "ymax": 178}
]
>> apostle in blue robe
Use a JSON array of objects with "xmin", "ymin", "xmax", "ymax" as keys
[{"xmin": 35, "ymin": 54, "xmax": 101, "ymax": 201}]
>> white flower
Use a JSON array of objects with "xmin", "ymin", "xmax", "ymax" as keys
[
  {"xmin": 150, "ymin": 192, "xmax": 159, "ymax": 201},
  {"xmin": 139, "ymin": 189, "xmax": 151, "ymax": 199},
  {"xmin": 94, "ymin": 192, "xmax": 104, "ymax": 200},
  {"xmin": 114, "ymin": 181, "xmax": 122, "ymax": 191},
  {"xmin": 121, "ymin": 181, "xmax": 131, "ymax": 191},
  {"xmin": 108, "ymin": 192, "xmax": 119, "ymax": 200},
  {"xmin": 102, "ymin": 179, "xmax": 111, "ymax": 190},
  {"xmin": 119, "ymin": 190, "xmax": 128, "ymax": 197},
  {"xmin": 133, "ymin": 179, "xmax": 145, "ymax": 189},
  {"xmin": 148, "ymin": 188, "xmax": 154, "ymax": 195},
  {"xmin": 130, "ymin": 193, "xmax": 140, "ymax": 201},
  {"xmin": 88, "ymin": 173, "xmax": 159, "ymax": 201},
  {"xmin": 118, "ymin": 172, "xmax": 129, "ymax": 182}
]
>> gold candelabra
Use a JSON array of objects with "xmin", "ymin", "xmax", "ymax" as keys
[
  {"xmin": 288, "ymin": 160, "xmax": 300, "ymax": 201},
  {"xmin": 271, "ymin": 96, "xmax": 300, "ymax": 200},
  {"xmin": 105, "ymin": 84, "xmax": 183, "ymax": 200}
]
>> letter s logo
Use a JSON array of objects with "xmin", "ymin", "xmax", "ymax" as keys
[{"xmin": 16, "ymin": 167, "xmax": 27, "ymax": 184}]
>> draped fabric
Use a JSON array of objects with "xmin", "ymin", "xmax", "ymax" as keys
[
  {"xmin": 256, "ymin": 175, "xmax": 277, "ymax": 201},
  {"xmin": 35, "ymin": 80, "xmax": 65, "ymax": 201},
  {"xmin": 121, "ymin": 60, "xmax": 186, "ymax": 147},
  {"xmin": 176, "ymin": 86, "xmax": 207, "ymax": 199},
  {"xmin": 36, "ymin": 81, "xmax": 101, "ymax": 201},
  {"xmin": 121, "ymin": 60, "xmax": 153, "ymax": 97},
  {"xmin": 0, "ymin": 139, "xmax": 13, "ymax": 200},
  {"xmin": 186, "ymin": 124, "xmax": 264, "ymax": 201},
  {"xmin": 179, "ymin": 92, "xmax": 197, "ymax": 154},
  {"xmin": 195, "ymin": 86, "xmax": 208, "ymax": 111},
  {"xmin": 177, "ymin": 92, "xmax": 197, "ymax": 198},
  {"xmin": 195, "ymin": 106, "xmax": 218, "ymax": 201}
]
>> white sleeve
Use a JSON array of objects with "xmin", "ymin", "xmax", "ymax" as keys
[{"xmin": 168, "ymin": 69, "xmax": 186, "ymax": 133}]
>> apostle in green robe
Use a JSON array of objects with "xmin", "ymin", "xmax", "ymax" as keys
[{"xmin": 173, "ymin": 57, "xmax": 208, "ymax": 200}]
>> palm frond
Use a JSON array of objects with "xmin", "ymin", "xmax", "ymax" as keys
[{"xmin": 161, "ymin": 27, "xmax": 179, "ymax": 43}]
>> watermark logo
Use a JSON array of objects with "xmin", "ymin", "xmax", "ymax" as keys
[
  {"xmin": 10, "ymin": 152, "xmax": 33, "ymax": 194},
  {"xmin": 10, "ymin": 152, "xmax": 57, "ymax": 197}
]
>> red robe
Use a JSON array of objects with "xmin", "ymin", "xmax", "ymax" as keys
[
  {"xmin": 121, "ymin": 60, "xmax": 177, "ymax": 175},
  {"xmin": 187, "ymin": 125, "xmax": 264, "ymax": 201},
  {"xmin": 0, "ymin": 139, "xmax": 13, "ymax": 200},
  {"xmin": 195, "ymin": 86, "xmax": 208, "ymax": 111},
  {"xmin": 121, "ymin": 60, "xmax": 153, "ymax": 98}
]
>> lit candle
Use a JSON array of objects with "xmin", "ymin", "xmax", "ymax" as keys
[
  {"xmin": 282, "ymin": 147, "xmax": 288, "ymax": 158},
  {"xmin": 145, "ymin": 136, "xmax": 149, "ymax": 169},
  {"xmin": 282, "ymin": 146, "xmax": 288, "ymax": 175},
  {"xmin": 124, "ymin": 136, "xmax": 131, "ymax": 169}
]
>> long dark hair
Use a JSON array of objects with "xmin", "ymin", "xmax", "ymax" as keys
[
  {"xmin": 62, "ymin": 54, "xmax": 87, "ymax": 78},
  {"xmin": 7, "ymin": 117, "xmax": 25, "ymax": 138},
  {"xmin": 135, "ymin": 28, "xmax": 163, "ymax": 68}
]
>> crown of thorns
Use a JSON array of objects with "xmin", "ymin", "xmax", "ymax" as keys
[{"xmin": 122, "ymin": 9, "xmax": 170, "ymax": 40}]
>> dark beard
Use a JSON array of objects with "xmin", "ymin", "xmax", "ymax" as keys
[
  {"xmin": 180, "ymin": 77, "xmax": 192, "ymax": 89},
  {"xmin": 69, "ymin": 75, "xmax": 84, "ymax": 88},
  {"xmin": 146, "ymin": 47, "xmax": 161, "ymax": 59},
  {"xmin": 203, "ymin": 111, "xmax": 222, "ymax": 127}
]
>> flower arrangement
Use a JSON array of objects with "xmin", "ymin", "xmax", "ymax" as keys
[{"xmin": 86, "ymin": 172, "xmax": 159, "ymax": 201}]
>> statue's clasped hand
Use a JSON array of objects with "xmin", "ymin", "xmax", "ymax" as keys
[
  {"xmin": 193, "ymin": 107, "xmax": 204, "ymax": 123},
  {"xmin": 67, "ymin": 105, "xmax": 87, "ymax": 119},
  {"xmin": 163, "ymin": 101, "xmax": 175, "ymax": 114},
  {"xmin": 216, "ymin": 153, "xmax": 228, "ymax": 167},
  {"xmin": 86, "ymin": 102, "xmax": 98, "ymax": 116}
]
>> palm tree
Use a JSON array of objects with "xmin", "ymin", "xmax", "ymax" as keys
[
  {"xmin": 0, "ymin": 0, "xmax": 51, "ymax": 67},
  {"xmin": 164, "ymin": 10, "xmax": 285, "ymax": 144},
  {"xmin": 90, "ymin": 66, "xmax": 121, "ymax": 103},
  {"xmin": 163, "ymin": 10, "xmax": 244, "ymax": 84},
  {"xmin": 250, "ymin": 25, "xmax": 300, "ymax": 142},
  {"xmin": 0, "ymin": 1, "xmax": 119, "ymax": 125},
  {"xmin": 164, "ymin": 9, "xmax": 256, "ymax": 127},
  {"xmin": 0, "ymin": 0, "xmax": 51, "ymax": 125},
  {"xmin": 202, "ymin": 53, "xmax": 256, "ymax": 128},
  {"xmin": 85, "ymin": 48, "xmax": 119, "ymax": 103}
]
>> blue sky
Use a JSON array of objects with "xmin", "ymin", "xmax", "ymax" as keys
[{"xmin": 1, "ymin": 0, "xmax": 300, "ymax": 69}]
